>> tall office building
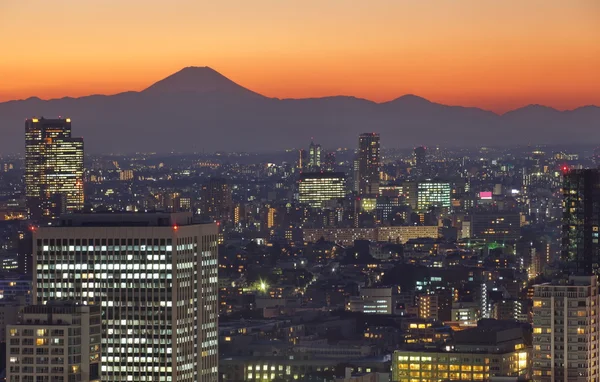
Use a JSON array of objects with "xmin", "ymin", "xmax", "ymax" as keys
[
  {"xmin": 417, "ymin": 181, "xmax": 451, "ymax": 211},
  {"xmin": 33, "ymin": 212, "xmax": 219, "ymax": 382},
  {"xmin": 6, "ymin": 302, "xmax": 102, "ymax": 382},
  {"xmin": 298, "ymin": 172, "xmax": 346, "ymax": 208},
  {"xmin": 357, "ymin": 133, "xmax": 380, "ymax": 196},
  {"xmin": 561, "ymin": 169, "xmax": 600, "ymax": 275},
  {"xmin": 532, "ymin": 275, "xmax": 599, "ymax": 382},
  {"xmin": 308, "ymin": 140, "xmax": 322, "ymax": 170},
  {"xmin": 201, "ymin": 178, "xmax": 233, "ymax": 222},
  {"xmin": 25, "ymin": 117, "xmax": 84, "ymax": 221}
]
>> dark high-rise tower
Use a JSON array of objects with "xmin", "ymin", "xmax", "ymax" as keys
[
  {"xmin": 562, "ymin": 169, "xmax": 600, "ymax": 275},
  {"xmin": 25, "ymin": 117, "xmax": 84, "ymax": 221},
  {"xmin": 201, "ymin": 177, "xmax": 233, "ymax": 222},
  {"xmin": 357, "ymin": 133, "xmax": 380, "ymax": 196},
  {"xmin": 414, "ymin": 146, "xmax": 427, "ymax": 168}
]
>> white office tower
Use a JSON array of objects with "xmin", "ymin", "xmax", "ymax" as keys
[
  {"xmin": 532, "ymin": 275, "xmax": 600, "ymax": 382},
  {"xmin": 33, "ymin": 212, "xmax": 219, "ymax": 382}
]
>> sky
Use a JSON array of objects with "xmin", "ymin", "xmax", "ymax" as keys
[{"xmin": 1, "ymin": 0, "xmax": 599, "ymax": 113}]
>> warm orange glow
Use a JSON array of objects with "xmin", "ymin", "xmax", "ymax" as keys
[{"xmin": 0, "ymin": 1, "xmax": 598, "ymax": 113}]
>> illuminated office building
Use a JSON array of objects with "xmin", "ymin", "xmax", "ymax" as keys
[
  {"xmin": 298, "ymin": 172, "xmax": 345, "ymax": 208},
  {"xmin": 34, "ymin": 212, "xmax": 219, "ymax": 382},
  {"xmin": 25, "ymin": 117, "xmax": 84, "ymax": 220},
  {"xmin": 417, "ymin": 181, "xmax": 451, "ymax": 211},
  {"xmin": 357, "ymin": 133, "xmax": 380, "ymax": 196},
  {"xmin": 392, "ymin": 321, "xmax": 530, "ymax": 382},
  {"xmin": 561, "ymin": 169, "xmax": 600, "ymax": 276},
  {"xmin": 532, "ymin": 275, "xmax": 599, "ymax": 382},
  {"xmin": 6, "ymin": 302, "xmax": 101, "ymax": 382}
]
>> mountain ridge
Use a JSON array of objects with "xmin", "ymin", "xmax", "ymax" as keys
[
  {"xmin": 0, "ymin": 67, "xmax": 598, "ymax": 154},
  {"xmin": 3, "ymin": 67, "xmax": 596, "ymax": 114}
]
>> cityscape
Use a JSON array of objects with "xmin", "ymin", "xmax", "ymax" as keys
[{"xmin": 1, "ymin": 1, "xmax": 600, "ymax": 382}]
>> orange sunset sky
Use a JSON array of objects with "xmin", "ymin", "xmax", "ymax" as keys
[{"xmin": 1, "ymin": 0, "xmax": 599, "ymax": 113}]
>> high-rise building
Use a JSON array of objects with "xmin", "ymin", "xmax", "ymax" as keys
[
  {"xmin": 298, "ymin": 172, "xmax": 346, "ymax": 208},
  {"xmin": 25, "ymin": 117, "xmax": 84, "ymax": 221},
  {"xmin": 357, "ymin": 133, "xmax": 380, "ymax": 196},
  {"xmin": 561, "ymin": 169, "xmax": 600, "ymax": 275},
  {"xmin": 298, "ymin": 149, "xmax": 307, "ymax": 170},
  {"xmin": 322, "ymin": 151, "xmax": 336, "ymax": 172},
  {"xmin": 33, "ymin": 212, "xmax": 219, "ymax": 382},
  {"xmin": 6, "ymin": 301, "xmax": 102, "ymax": 382},
  {"xmin": 201, "ymin": 177, "xmax": 233, "ymax": 222},
  {"xmin": 417, "ymin": 181, "xmax": 451, "ymax": 211},
  {"xmin": 532, "ymin": 275, "xmax": 599, "ymax": 382},
  {"xmin": 308, "ymin": 140, "xmax": 322, "ymax": 170},
  {"xmin": 414, "ymin": 146, "xmax": 427, "ymax": 168}
]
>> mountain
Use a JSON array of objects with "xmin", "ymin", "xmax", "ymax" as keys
[
  {"xmin": 142, "ymin": 66, "xmax": 264, "ymax": 98},
  {"xmin": 0, "ymin": 67, "xmax": 598, "ymax": 154}
]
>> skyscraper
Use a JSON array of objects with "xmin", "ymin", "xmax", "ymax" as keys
[
  {"xmin": 25, "ymin": 117, "xmax": 84, "ymax": 220},
  {"xmin": 357, "ymin": 133, "xmax": 380, "ymax": 196},
  {"xmin": 561, "ymin": 169, "xmax": 600, "ymax": 275},
  {"xmin": 7, "ymin": 302, "xmax": 102, "ymax": 382},
  {"xmin": 308, "ymin": 140, "xmax": 322, "ymax": 170},
  {"xmin": 33, "ymin": 212, "xmax": 219, "ymax": 382}
]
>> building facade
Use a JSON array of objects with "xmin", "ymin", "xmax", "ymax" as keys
[
  {"xmin": 303, "ymin": 226, "xmax": 440, "ymax": 246},
  {"xmin": 417, "ymin": 181, "xmax": 451, "ymax": 212},
  {"xmin": 33, "ymin": 212, "xmax": 219, "ymax": 382}
]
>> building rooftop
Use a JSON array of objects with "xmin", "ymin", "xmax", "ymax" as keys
[
  {"xmin": 51, "ymin": 212, "xmax": 199, "ymax": 227},
  {"xmin": 299, "ymin": 171, "xmax": 346, "ymax": 180}
]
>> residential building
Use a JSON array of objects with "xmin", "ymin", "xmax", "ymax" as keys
[
  {"xmin": 6, "ymin": 301, "xmax": 101, "ymax": 382},
  {"xmin": 532, "ymin": 275, "xmax": 600, "ymax": 382}
]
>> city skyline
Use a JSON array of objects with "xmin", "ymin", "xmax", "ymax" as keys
[{"xmin": 1, "ymin": 1, "xmax": 599, "ymax": 113}]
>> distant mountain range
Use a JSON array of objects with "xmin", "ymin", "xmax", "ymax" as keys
[{"xmin": 0, "ymin": 66, "xmax": 598, "ymax": 154}]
